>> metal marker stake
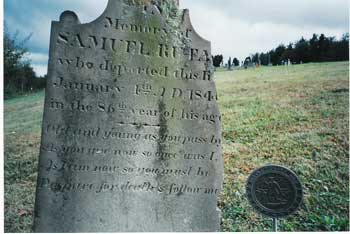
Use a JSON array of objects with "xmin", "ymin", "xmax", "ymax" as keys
[
  {"xmin": 273, "ymin": 218, "xmax": 278, "ymax": 232},
  {"xmin": 246, "ymin": 165, "xmax": 303, "ymax": 232}
]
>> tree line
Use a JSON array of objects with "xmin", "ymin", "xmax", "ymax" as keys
[
  {"xmin": 4, "ymin": 26, "xmax": 46, "ymax": 99},
  {"xmin": 213, "ymin": 33, "xmax": 349, "ymax": 68},
  {"xmin": 252, "ymin": 33, "xmax": 349, "ymax": 66}
]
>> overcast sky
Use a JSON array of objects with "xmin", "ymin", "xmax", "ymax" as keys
[{"xmin": 4, "ymin": 0, "xmax": 349, "ymax": 76}]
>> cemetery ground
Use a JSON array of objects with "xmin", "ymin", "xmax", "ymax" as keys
[{"xmin": 4, "ymin": 61, "xmax": 349, "ymax": 232}]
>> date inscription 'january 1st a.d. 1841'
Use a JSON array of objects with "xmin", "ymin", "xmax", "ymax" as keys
[{"xmin": 33, "ymin": 0, "xmax": 223, "ymax": 232}]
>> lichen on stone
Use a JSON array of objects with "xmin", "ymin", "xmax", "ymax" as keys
[
  {"xmin": 123, "ymin": 0, "xmax": 179, "ymax": 20},
  {"xmin": 123, "ymin": 0, "xmax": 190, "ymax": 56},
  {"xmin": 123, "ymin": 0, "xmax": 178, "ymax": 8}
]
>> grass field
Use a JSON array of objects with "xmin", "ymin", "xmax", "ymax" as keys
[{"xmin": 4, "ymin": 61, "xmax": 349, "ymax": 232}]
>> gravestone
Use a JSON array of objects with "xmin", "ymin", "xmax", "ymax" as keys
[{"xmin": 34, "ymin": 0, "xmax": 223, "ymax": 232}]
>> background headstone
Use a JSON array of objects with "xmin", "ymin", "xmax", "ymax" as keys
[{"xmin": 34, "ymin": 0, "xmax": 223, "ymax": 232}]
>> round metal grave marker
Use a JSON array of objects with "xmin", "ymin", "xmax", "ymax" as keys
[{"xmin": 246, "ymin": 165, "xmax": 303, "ymax": 218}]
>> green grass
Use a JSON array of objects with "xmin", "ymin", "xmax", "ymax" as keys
[
  {"xmin": 4, "ymin": 62, "xmax": 349, "ymax": 232},
  {"xmin": 217, "ymin": 62, "xmax": 349, "ymax": 231},
  {"xmin": 4, "ymin": 91, "xmax": 44, "ymax": 232}
]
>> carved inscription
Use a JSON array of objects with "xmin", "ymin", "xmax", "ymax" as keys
[
  {"xmin": 57, "ymin": 21, "xmax": 210, "ymax": 62},
  {"xmin": 34, "ymin": 1, "xmax": 223, "ymax": 232},
  {"xmin": 57, "ymin": 57, "xmax": 212, "ymax": 81},
  {"xmin": 38, "ymin": 177, "xmax": 219, "ymax": 195},
  {"xmin": 51, "ymin": 76, "xmax": 217, "ymax": 101}
]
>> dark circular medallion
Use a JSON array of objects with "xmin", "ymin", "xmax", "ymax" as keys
[{"xmin": 246, "ymin": 165, "xmax": 303, "ymax": 218}]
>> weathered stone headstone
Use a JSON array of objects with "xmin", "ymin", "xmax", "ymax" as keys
[{"xmin": 34, "ymin": 0, "xmax": 223, "ymax": 232}]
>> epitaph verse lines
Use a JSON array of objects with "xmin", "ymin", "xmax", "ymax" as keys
[
  {"xmin": 37, "ymin": 178, "xmax": 220, "ymax": 196},
  {"xmin": 42, "ymin": 142, "xmax": 219, "ymax": 162},
  {"xmin": 34, "ymin": 2, "xmax": 223, "ymax": 232},
  {"xmin": 43, "ymin": 123, "xmax": 222, "ymax": 146}
]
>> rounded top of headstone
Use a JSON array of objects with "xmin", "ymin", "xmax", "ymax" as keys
[
  {"xmin": 59, "ymin": 10, "xmax": 80, "ymax": 25},
  {"xmin": 246, "ymin": 165, "xmax": 303, "ymax": 218}
]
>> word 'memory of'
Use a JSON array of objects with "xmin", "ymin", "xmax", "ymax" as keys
[
  {"xmin": 104, "ymin": 17, "xmax": 170, "ymax": 36},
  {"xmin": 56, "ymin": 32, "xmax": 209, "ymax": 62}
]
